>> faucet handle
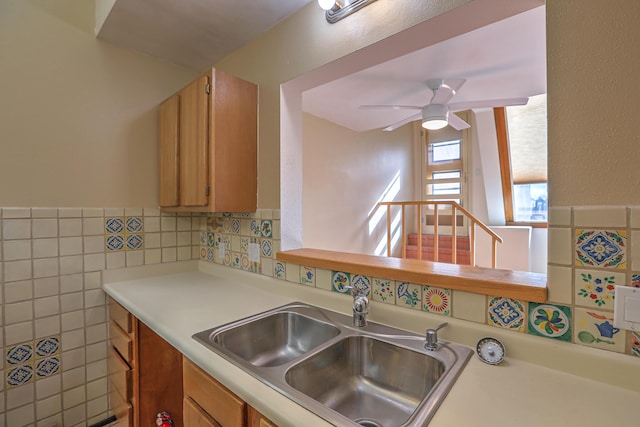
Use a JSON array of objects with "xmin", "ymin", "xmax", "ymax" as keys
[
  {"xmin": 425, "ymin": 322, "xmax": 448, "ymax": 351},
  {"xmin": 345, "ymin": 285, "xmax": 366, "ymax": 297}
]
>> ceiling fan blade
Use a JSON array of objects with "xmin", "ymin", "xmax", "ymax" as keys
[
  {"xmin": 382, "ymin": 112, "xmax": 421, "ymax": 131},
  {"xmin": 448, "ymin": 97, "xmax": 529, "ymax": 112},
  {"xmin": 359, "ymin": 105, "xmax": 422, "ymax": 110},
  {"xmin": 430, "ymin": 78, "xmax": 467, "ymax": 104},
  {"xmin": 448, "ymin": 113, "xmax": 470, "ymax": 130}
]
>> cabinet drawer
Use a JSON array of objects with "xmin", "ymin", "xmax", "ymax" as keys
[
  {"xmin": 109, "ymin": 298, "xmax": 133, "ymax": 334},
  {"xmin": 108, "ymin": 347, "xmax": 132, "ymax": 401},
  {"xmin": 109, "ymin": 386, "xmax": 133, "ymax": 427},
  {"xmin": 110, "ymin": 320, "xmax": 133, "ymax": 363},
  {"xmin": 184, "ymin": 397, "xmax": 221, "ymax": 427},
  {"xmin": 183, "ymin": 358, "xmax": 245, "ymax": 427}
]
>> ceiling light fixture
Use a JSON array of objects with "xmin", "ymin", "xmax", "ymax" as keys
[
  {"xmin": 421, "ymin": 104, "xmax": 449, "ymax": 130},
  {"xmin": 319, "ymin": 0, "xmax": 378, "ymax": 23}
]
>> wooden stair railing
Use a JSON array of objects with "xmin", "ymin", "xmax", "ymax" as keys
[{"xmin": 378, "ymin": 201, "xmax": 503, "ymax": 268}]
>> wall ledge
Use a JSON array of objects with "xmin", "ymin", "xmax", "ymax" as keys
[{"xmin": 277, "ymin": 248, "xmax": 547, "ymax": 302}]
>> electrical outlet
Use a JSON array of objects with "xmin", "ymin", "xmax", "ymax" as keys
[
  {"xmin": 248, "ymin": 243, "xmax": 260, "ymax": 262},
  {"xmin": 613, "ymin": 285, "xmax": 640, "ymax": 331}
]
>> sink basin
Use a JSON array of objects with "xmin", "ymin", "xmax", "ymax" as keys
[
  {"xmin": 200, "ymin": 311, "xmax": 339, "ymax": 366},
  {"xmin": 193, "ymin": 302, "xmax": 472, "ymax": 426},
  {"xmin": 286, "ymin": 336, "xmax": 445, "ymax": 427}
]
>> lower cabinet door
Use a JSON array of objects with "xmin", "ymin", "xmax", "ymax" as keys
[{"xmin": 183, "ymin": 397, "xmax": 221, "ymax": 427}]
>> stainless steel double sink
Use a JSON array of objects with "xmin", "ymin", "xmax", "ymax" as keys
[{"xmin": 193, "ymin": 302, "xmax": 472, "ymax": 427}]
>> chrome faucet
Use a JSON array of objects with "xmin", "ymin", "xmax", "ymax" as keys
[
  {"xmin": 347, "ymin": 286, "xmax": 369, "ymax": 327},
  {"xmin": 425, "ymin": 322, "xmax": 448, "ymax": 351}
]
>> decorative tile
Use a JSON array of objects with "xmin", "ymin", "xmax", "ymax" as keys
[
  {"xmin": 261, "ymin": 239, "xmax": 273, "ymax": 257},
  {"xmin": 223, "ymin": 251, "xmax": 231, "ymax": 266},
  {"xmin": 331, "ymin": 271, "xmax": 350, "ymax": 294},
  {"xmin": 372, "ymin": 278, "xmax": 395, "ymax": 304},
  {"xmin": 200, "ymin": 247, "xmax": 207, "ymax": 260},
  {"xmin": 230, "ymin": 219, "xmax": 240, "ymax": 234},
  {"xmin": 574, "ymin": 308, "xmax": 625, "ymax": 353},
  {"xmin": 274, "ymin": 261, "xmax": 286, "ymax": 279},
  {"xmin": 105, "ymin": 217, "xmax": 124, "ymax": 234},
  {"xmin": 206, "ymin": 248, "xmax": 214, "ymax": 262},
  {"xmin": 106, "ymin": 235, "xmax": 124, "ymax": 251},
  {"xmin": 126, "ymin": 234, "xmax": 144, "ymax": 250},
  {"xmin": 528, "ymin": 303, "xmax": 572, "ymax": 341},
  {"xmin": 240, "ymin": 254, "xmax": 252, "ymax": 271},
  {"xmin": 207, "ymin": 232, "xmax": 215, "ymax": 247},
  {"xmin": 631, "ymin": 332, "xmax": 640, "ymax": 357},
  {"xmin": 351, "ymin": 275, "xmax": 371, "ymax": 297},
  {"xmin": 396, "ymin": 282, "xmax": 421, "ymax": 310},
  {"xmin": 7, "ymin": 343, "xmax": 33, "ymax": 365},
  {"xmin": 35, "ymin": 336, "xmax": 60, "ymax": 358},
  {"xmin": 35, "ymin": 356, "xmax": 60, "ymax": 377},
  {"xmin": 250, "ymin": 220, "xmax": 261, "ymax": 236},
  {"xmin": 423, "ymin": 286, "xmax": 451, "ymax": 316},
  {"xmin": 231, "ymin": 252, "xmax": 241, "ymax": 269},
  {"xmin": 125, "ymin": 217, "xmax": 143, "ymax": 233},
  {"xmin": 574, "ymin": 269, "xmax": 624, "ymax": 308},
  {"xmin": 300, "ymin": 266, "xmax": 315, "ymax": 286},
  {"xmin": 261, "ymin": 220, "xmax": 273, "ymax": 238},
  {"xmin": 631, "ymin": 273, "xmax": 640, "ymax": 288},
  {"xmin": 575, "ymin": 229, "xmax": 627, "ymax": 269},
  {"xmin": 488, "ymin": 296, "xmax": 525, "ymax": 331},
  {"xmin": 7, "ymin": 364, "xmax": 34, "ymax": 387},
  {"xmin": 222, "ymin": 218, "xmax": 232, "ymax": 233}
]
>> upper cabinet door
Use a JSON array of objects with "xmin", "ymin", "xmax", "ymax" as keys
[
  {"xmin": 159, "ymin": 95, "xmax": 180, "ymax": 207},
  {"xmin": 179, "ymin": 75, "xmax": 210, "ymax": 207}
]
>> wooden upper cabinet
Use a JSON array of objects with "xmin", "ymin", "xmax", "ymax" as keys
[{"xmin": 158, "ymin": 68, "xmax": 257, "ymax": 212}]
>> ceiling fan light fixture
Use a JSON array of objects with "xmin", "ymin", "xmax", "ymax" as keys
[
  {"xmin": 318, "ymin": 0, "xmax": 336, "ymax": 10},
  {"xmin": 422, "ymin": 104, "xmax": 449, "ymax": 130}
]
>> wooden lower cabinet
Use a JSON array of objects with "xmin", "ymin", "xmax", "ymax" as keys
[{"xmin": 108, "ymin": 298, "xmax": 276, "ymax": 427}]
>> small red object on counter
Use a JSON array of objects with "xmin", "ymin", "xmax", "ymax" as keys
[{"xmin": 156, "ymin": 411, "xmax": 174, "ymax": 427}]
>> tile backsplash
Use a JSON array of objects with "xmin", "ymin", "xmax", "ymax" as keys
[{"xmin": 1, "ymin": 205, "xmax": 638, "ymax": 426}]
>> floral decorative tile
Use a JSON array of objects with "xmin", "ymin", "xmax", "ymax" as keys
[
  {"xmin": 575, "ymin": 229, "xmax": 627, "ymax": 269},
  {"xmin": 528, "ymin": 303, "xmax": 572, "ymax": 341},
  {"xmin": 488, "ymin": 297, "xmax": 525, "ymax": 331},
  {"xmin": 631, "ymin": 273, "xmax": 640, "ymax": 288},
  {"xmin": 300, "ymin": 266, "xmax": 315, "ymax": 286},
  {"xmin": 206, "ymin": 232, "xmax": 215, "ymax": 247},
  {"xmin": 274, "ymin": 261, "xmax": 286, "ymax": 280},
  {"xmin": 332, "ymin": 271, "xmax": 350, "ymax": 294},
  {"xmin": 261, "ymin": 220, "xmax": 273, "ymax": 238},
  {"xmin": 200, "ymin": 247, "xmax": 207, "ymax": 260},
  {"xmin": 396, "ymin": 282, "xmax": 421, "ymax": 310},
  {"xmin": 351, "ymin": 275, "xmax": 371, "ymax": 297},
  {"xmin": 574, "ymin": 308, "xmax": 625, "ymax": 353},
  {"xmin": 207, "ymin": 217, "xmax": 219, "ymax": 232},
  {"xmin": 35, "ymin": 336, "xmax": 60, "ymax": 358},
  {"xmin": 631, "ymin": 332, "xmax": 640, "ymax": 357},
  {"xmin": 7, "ymin": 343, "xmax": 33, "ymax": 365},
  {"xmin": 231, "ymin": 252, "xmax": 242, "ymax": 269},
  {"xmin": 36, "ymin": 357, "xmax": 60, "ymax": 377},
  {"xmin": 372, "ymin": 278, "xmax": 395, "ymax": 304},
  {"xmin": 423, "ymin": 286, "xmax": 451, "ymax": 316},
  {"xmin": 250, "ymin": 220, "xmax": 261, "ymax": 237},
  {"xmin": 574, "ymin": 269, "xmax": 624, "ymax": 308},
  {"xmin": 7, "ymin": 364, "xmax": 34, "ymax": 387}
]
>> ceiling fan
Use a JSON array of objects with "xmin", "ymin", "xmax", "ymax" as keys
[{"xmin": 359, "ymin": 78, "xmax": 529, "ymax": 131}]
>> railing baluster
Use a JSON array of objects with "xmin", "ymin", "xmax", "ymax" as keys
[
  {"xmin": 417, "ymin": 203, "xmax": 423, "ymax": 260},
  {"xmin": 451, "ymin": 205, "xmax": 457, "ymax": 264},
  {"xmin": 401, "ymin": 204, "xmax": 406, "ymax": 258},
  {"xmin": 433, "ymin": 203, "xmax": 439, "ymax": 262},
  {"xmin": 386, "ymin": 204, "xmax": 392, "ymax": 257},
  {"xmin": 492, "ymin": 237, "xmax": 498, "ymax": 268},
  {"xmin": 470, "ymin": 223, "xmax": 476, "ymax": 266}
]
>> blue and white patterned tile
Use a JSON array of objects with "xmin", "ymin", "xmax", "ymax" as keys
[
  {"xmin": 7, "ymin": 364, "xmax": 34, "ymax": 387},
  {"xmin": 7, "ymin": 343, "xmax": 33, "ymax": 365},
  {"xmin": 231, "ymin": 219, "xmax": 241, "ymax": 234},
  {"xmin": 105, "ymin": 217, "xmax": 124, "ymax": 234},
  {"xmin": 35, "ymin": 357, "xmax": 60, "ymax": 377},
  {"xmin": 126, "ymin": 234, "xmax": 144, "ymax": 250},
  {"xmin": 250, "ymin": 220, "xmax": 261, "ymax": 237},
  {"xmin": 206, "ymin": 248, "xmax": 215, "ymax": 262},
  {"xmin": 423, "ymin": 286, "xmax": 452, "ymax": 317},
  {"xmin": 300, "ymin": 266, "xmax": 316, "ymax": 287},
  {"xmin": 396, "ymin": 282, "xmax": 421, "ymax": 310},
  {"xmin": 574, "ymin": 269, "xmax": 624, "ymax": 309},
  {"xmin": 631, "ymin": 273, "xmax": 640, "ymax": 288},
  {"xmin": 261, "ymin": 239, "xmax": 273, "ymax": 257},
  {"xmin": 274, "ymin": 261, "xmax": 286, "ymax": 280},
  {"xmin": 528, "ymin": 303, "xmax": 572, "ymax": 341},
  {"xmin": 125, "ymin": 217, "xmax": 143, "ymax": 233},
  {"xmin": 488, "ymin": 296, "xmax": 525, "ymax": 331},
  {"xmin": 207, "ymin": 232, "xmax": 216, "ymax": 247},
  {"xmin": 261, "ymin": 220, "xmax": 273, "ymax": 238},
  {"xmin": 574, "ymin": 308, "xmax": 625, "ymax": 353},
  {"xmin": 372, "ymin": 278, "xmax": 395, "ymax": 304},
  {"xmin": 106, "ymin": 235, "xmax": 125, "ymax": 251},
  {"xmin": 351, "ymin": 275, "xmax": 371, "ymax": 297},
  {"xmin": 575, "ymin": 229, "xmax": 627, "ymax": 269},
  {"xmin": 332, "ymin": 271, "xmax": 351, "ymax": 294},
  {"xmin": 35, "ymin": 336, "xmax": 60, "ymax": 358}
]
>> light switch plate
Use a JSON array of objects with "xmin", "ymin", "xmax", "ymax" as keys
[
  {"xmin": 248, "ymin": 243, "xmax": 260, "ymax": 262},
  {"xmin": 219, "ymin": 243, "xmax": 225, "ymax": 260},
  {"xmin": 613, "ymin": 285, "xmax": 640, "ymax": 331}
]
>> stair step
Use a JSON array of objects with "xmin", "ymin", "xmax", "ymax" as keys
[
  {"xmin": 407, "ymin": 233, "xmax": 470, "ymax": 250},
  {"xmin": 405, "ymin": 246, "xmax": 471, "ymax": 264}
]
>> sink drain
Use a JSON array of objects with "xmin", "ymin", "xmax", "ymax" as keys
[{"xmin": 355, "ymin": 419, "xmax": 384, "ymax": 427}]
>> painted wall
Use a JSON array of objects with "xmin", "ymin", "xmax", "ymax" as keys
[
  {"xmin": 302, "ymin": 113, "xmax": 414, "ymax": 255},
  {"xmin": 0, "ymin": 0, "xmax": 197, "ymax": 208}
]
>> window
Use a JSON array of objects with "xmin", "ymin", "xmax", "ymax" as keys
[{"xmin": 424, "ymin": 132, "xmax": 466, "ymax": 206}]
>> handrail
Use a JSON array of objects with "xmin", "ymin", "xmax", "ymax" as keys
[{"xmin": 377, "ymin": 200, "xmax": 503, "ymax": 268}]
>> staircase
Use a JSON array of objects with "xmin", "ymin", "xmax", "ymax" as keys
[{"xmin": 405, "ymin": 234, "xmax": 471, "ymax": 265}]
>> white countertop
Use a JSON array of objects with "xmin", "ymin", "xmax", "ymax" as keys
[{"xmin": 103, "ymin": 261, "xmax": 640, "ymax": 427}]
